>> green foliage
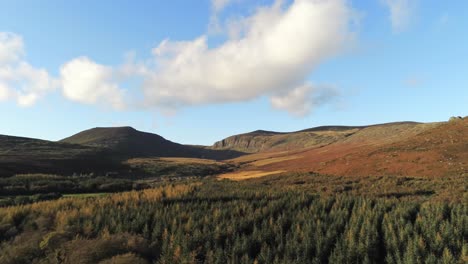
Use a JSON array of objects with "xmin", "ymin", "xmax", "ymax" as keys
[
  {"xmin": 126, "ymin": 159, "xmax": 235, "ymax": 179},
  {"xmin": 0, "ymin": 180, "xmax": 466, "ymax": 263},
  {"xmin": 0, "ymin": 174, "xmax": 139, "ymax": 197}
]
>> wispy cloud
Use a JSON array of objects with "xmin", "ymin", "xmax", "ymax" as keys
[
  {"xmin": 208, "ymin": 0, "xmax": 237, "ymax": 34},
  {"xmin": 212, "ymin": 0, "xmax": 233, "ymax": 13},
  {"xmin": 270, "ymin": 84, "xmax": 340, "ymax": 117},
  {"xmin": 404, "ymin": 75, "xmax": 424, "ymax": 88},
  {"xmin": 381, "ymin": 0, "xmax": 416, "ymax": 32}
]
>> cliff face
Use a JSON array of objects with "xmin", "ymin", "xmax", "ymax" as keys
[
  {"xmin": 212, "ymin": 129, "xmax": 359, "ymax": 153},
  {"xmin": 211, "ymin": 122, "xmax": 439, "ymax": 154},
  {"xmin": 213, "ymin": 134, "xmax": 274, "ymax": 153}
]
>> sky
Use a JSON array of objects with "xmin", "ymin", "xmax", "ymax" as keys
[{"xmin": 0, "ymin": 0, "xmax": 467, "ymax": 145}]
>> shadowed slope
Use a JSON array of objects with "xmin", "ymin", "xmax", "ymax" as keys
[
  {"xmin": 0, "ymin": 135, "xmax": 121, "ymax": 177},
  {"xmin": 61, "ymin": 126, "xmax": 244, "ymax": 160}
]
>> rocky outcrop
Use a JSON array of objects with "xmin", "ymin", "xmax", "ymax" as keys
[
  {"xmin": 213, "ymin": 134, "xmax": 274, "ymax": 153},
  {"xmin": 449, "ymin": 116, "xmax": 465, "ymax": 122},
  {"xmin": 212, "ymin": 129, "xmax": 358, "ymax": 153}
]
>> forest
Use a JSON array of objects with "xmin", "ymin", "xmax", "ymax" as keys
[{"xmin": 0, "ymin": 174, "xmax": 466, "ymax": 264}]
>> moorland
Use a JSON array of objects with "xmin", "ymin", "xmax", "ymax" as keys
[{"xmin": 0, "ymin": 117, "xmax": 466, "ymax": 263}]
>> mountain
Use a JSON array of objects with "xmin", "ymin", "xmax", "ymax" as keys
[
  {"xmin": 60, "ymin": 126, "xmax": 243, "ymax": 160},
  {"xmin": 226, "ymin": 118, "xmax": 467, "ymax": 178},
  {"xmin": 316, "ymin": 117, "xmax": 468, "ymax": 177},
  {"xmin": 211, "ymin": 122, "xmax": 422, "ymax": 153},
  {"xmin": 0, "ymin": 127, "xmax": 243, "ymax": 177},
  {"xmin": 61, "ymin": 126, "xmax": 195, "ymax": 157},
  {"xmin": 2, "ymin": 118, "xmax": 465, "ymax": 178}
]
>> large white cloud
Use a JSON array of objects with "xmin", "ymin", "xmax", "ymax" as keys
[
  {"xmin": 0, "ymin": 32, "xmax": 58, "ymax": 106},
  {"xmin": 60, "ymin": 57, "xmax": 126, "ymax": 109},
  {"xmin": 142, "ymin": 0, "xmax": 353, "ymax": 115},
  {"xmin": 1, "ymin": 0, "xmax": 354, "ymax": 116}
]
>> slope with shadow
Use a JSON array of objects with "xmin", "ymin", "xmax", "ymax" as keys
[
  {"xmin": 225, "ymin": 119, "xmax": 466, "ymax": 178},
  {"xmin": 211, "ymin": 122, "xmax": 422, "ymax": 153},
  {"xmin": 211, "ymin": 127, "xmax": 358, "ymax": 153},
  {"xmin": 60, "ymin": 126, "xmax": 243, "ymax": 160},
  {"xmin": 0, "ymin": 135, "xmax": 122, "ymax": 177}
]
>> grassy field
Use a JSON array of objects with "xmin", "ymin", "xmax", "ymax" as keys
[{"xmin": 217, "ymin": 170, "xmax": 285, "ymax": 181}]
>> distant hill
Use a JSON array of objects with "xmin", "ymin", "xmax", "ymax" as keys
[
  {"xmin": 60, "ymin": 126, "xmax": 243, "ymax": 160},
  {"xmin": 0, "ymin": 135, "xmax": 121, "ymax": 177},
  {"xmin": 211, "ymin": 122, "xmax": 421, "ymax": 153},
  {"xmin": 2, "ymin": 119, "xmax": 465, "ymax": 178},
  {"xmin": 0, "ymin": 127, "xmax": 243, "ymax": 177},
  {"xmin": 61, "ymin": 126, "xmax": 194, "ymax": 157},
  {"xmin": 227, "ymin": 119, "xmax": 467, "ymax": 177},
  {"xmin": 317, "ymin": 117, "xmax": 467, "ymax": 177}
]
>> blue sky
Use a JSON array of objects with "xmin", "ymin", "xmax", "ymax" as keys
[{"xmin": 0, "ymin": 0, "xmax": 466, "ymax": 145}]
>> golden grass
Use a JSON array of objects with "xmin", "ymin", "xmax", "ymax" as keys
[
  {"xmin": 251, "ymin": 155, "xmax": 301, "ymax": 166},
  {"xmin": 229, "ymin": 150, "xmax": 297, "ymax": 163},
  {"xmin": 218, "ymin": 170, "xmax": 285, "ymax": 181}
]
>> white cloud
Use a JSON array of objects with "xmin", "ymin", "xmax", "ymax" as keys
[
  {"xmin": 142, "ymin": 0, "xmax": 353, "ymax": 115},
  {"xmin": 60, "ymin": 57, "xmax": 126, "ymax": 109},
  {"xmin": 212, "ymin": 0, "xmax": 233, "ymax": 13},
  {"xmin": 271, "ymin": 84, "xmax": 314, "ymax": 116},
  {"xmin": 382, "ymin": 0, "xmax": 415, "ymax": 32},
  {"xmin": 271, "ymin": 84, "xmax": 339, "ymax": 116},
  {"xmin": 0, "ymin": 32, "xmax": 57, "ymax": 106},
  {"xmin": 1, "ymin": 0, "xmax": 354, "ymax": 116},
  {"xmin": 208, "ymin": 0, "xmax": 237, "ymax": 34},
  {"xmin": 0, "ymin": 82, "xmax": 11, "ymax": 101},
  {"xmin": 0, "ymin": 33, "xmax": 24, "ymax": 64}
]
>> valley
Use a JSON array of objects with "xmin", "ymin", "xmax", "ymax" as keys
[{"xmin": 0, "ymin": 117, "xmax": 466, "ymax": 263}]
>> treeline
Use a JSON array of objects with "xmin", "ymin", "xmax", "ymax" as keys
[
  {"xmin": 0, "ymin": 192, "xmax": 62, "ymax": 207},
  {"xmin": 0, "ymin": 180, "xmax": 466, "ymax": 263},
  {"xmin": 0, "ymin": 174, "xmax": 149, "ymax": 196}
]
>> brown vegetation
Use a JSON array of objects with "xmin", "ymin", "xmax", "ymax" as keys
[{"xmin": 228, "ymin": 119, "xmax": 467, "ymax": 178}]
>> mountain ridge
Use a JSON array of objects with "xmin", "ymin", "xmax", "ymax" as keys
[
  {"xmin": 1, "ymin": 117, "xmax": 465, "ymax": 178},
  {"xmin": 211, "ymin": 121, "xmax": 426, "ymax": 153},
  {"xmin": 60, "ymin": 126, "xmax": 243, "ymax": 160}
]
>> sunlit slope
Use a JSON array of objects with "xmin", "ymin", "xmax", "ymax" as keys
[{"xmin": 226, "ymin": 120, "xmax": 467, "ymax": 178}]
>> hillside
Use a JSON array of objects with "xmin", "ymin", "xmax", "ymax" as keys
[
  {"xmin": 225, "ymin": 118, "xmax": 467, "ymax": 178},
  {"xmin": 61, "ymin": 126, "xmax": 243, "ymax": 160},
  {"xmin": 2, "ymin": 119, "xmax": 465, "ymax": 178},
  {"xmin": 212, "ymin": 127, "xmax": 357, "ymax": 153},
  {"xmin": 0, "ymin": 135, "xmax": 120, "ymax": 177},
  {"xmin": 211, "ymin": 122, "xmax": 423, "ymax": 153},
  {"xmin": 0, "ymin": 127, "xmax": 242, "ymax": 177},
  {"xmin": 319, "ymin": 117, "xmax": 467, "ymax": 177}
]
